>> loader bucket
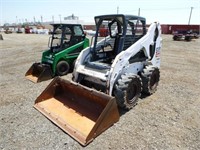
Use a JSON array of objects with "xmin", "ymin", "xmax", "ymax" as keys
[
  {"xmin": 25, "ymin": 63, "xmax": 53, "ymax": 83},
  {"xmin": 34, "ymin": 77, "xmax": 119, "ymax": 146}
]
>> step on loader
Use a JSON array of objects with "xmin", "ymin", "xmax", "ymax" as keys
[
  {"xmin": 34, "ymin": 14, "xmax": 162, "ymax": 145},
  {"xmin": 25, "ymin": 24, "xmax": 89, "ymax": 83}
]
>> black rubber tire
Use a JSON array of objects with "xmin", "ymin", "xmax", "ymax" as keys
[
  {"xmin": 56, "ymin": 61, "xmax": 70, "ymax": 76},
  {"xmin": 0, "ymin": 34, "xmax": 3, "ymax": 40},
  {"xmin": 173, "ymin": 35, "xmax": 178, "ymax": 41},
  {"xmin": 185, "ymin": 36, "xmax": 192, "ymax": 41},
  {"xmin": 141, "ymin": 66, "xmax": 160, "ymax": 95},
  {"xmin": 114, "ymin": 74, "xmax": 142, "ymax": 110}
]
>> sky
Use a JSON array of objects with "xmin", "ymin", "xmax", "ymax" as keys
[{"xmin": 0, "ymin": 0, "xmax": 200, "ymax": 26}]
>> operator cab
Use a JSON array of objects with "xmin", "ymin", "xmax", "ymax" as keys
[
  {"xmin": 87, "ymin": 14, "xmax": 146, "ymax": 70},
  {"xmin": 49, "ymin": 24, "xmax": 85, "ymax": 53}
]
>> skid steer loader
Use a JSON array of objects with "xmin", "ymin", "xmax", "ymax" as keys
[
  {"xmin": 25, "ymin": 23, "xmax": 89, "ymax": 83},
  {"xmin": 34, "ymin": 14, "xmax": 162, "ymax": 145}
]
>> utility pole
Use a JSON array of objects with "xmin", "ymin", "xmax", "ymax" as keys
[
  {"xmin": 59, "ymin": 14, "xmax": 62, "ymax": 23},
  {"xmin": 15, "ymin": 16, "xmax": 17, "ymax": 31},
  {"xmin": 138, "ymin": 8, "xmax": 140, "ymax": 16},
  {"xmin": 41, "ymin": 15, "xmax": 43, "ymax": 23},
  {"xmin": 16, "ymin": 16, "xmax": 18, "ymax": 25},
  {"xmin": 188, "ymin": 7, "xmax": 193, "ymax": 25},
  {"xmin": 52, "ymin": 15, "xmax": 54, "ymax": 23},
  {"xmin": 117, "ymin": 6, "xmax": 119, "ymax": 14},
  {"xmin": 33, "ymin": 16, "xmax": 36, "ymax": 24}
]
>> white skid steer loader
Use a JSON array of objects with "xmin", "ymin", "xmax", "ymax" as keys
[
  {"xmin": 34, "ymin": 14, "xmax": 162, "ymax": 146},
  {"xmin": 73, "ymin": 14, "xmax": 162, "ymax": 109}
]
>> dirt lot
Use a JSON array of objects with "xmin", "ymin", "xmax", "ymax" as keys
[{"xmin": 0, "ymin": 33, "xmax": 200, "ymax": 149}]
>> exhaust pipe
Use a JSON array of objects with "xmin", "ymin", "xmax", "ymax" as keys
[{"xmin": 34, "ymin": 77, "xmax": 119, "ymax": 146}]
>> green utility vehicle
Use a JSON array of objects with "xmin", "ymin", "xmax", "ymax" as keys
[{"xmin": 25, "ymin": 24, "xmax": 89, "ymax": 83}]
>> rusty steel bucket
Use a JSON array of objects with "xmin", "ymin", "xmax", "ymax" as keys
[
  {"xmin": 34, "ymin": 77, "xmax": 119, "ymax": 146},
  {"xmin": 25, "ymin": 63, "xmax": 53, "ymax": 83}
]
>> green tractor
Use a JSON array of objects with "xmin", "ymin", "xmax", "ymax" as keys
[{"xmin": 25, "ymin": 24, "xmax": 89, "ymax": 83}]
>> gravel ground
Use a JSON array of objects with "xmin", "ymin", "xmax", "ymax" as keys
[{"xmin": 0, "ymin": 33, "xmax": 200, "ymax": 150}]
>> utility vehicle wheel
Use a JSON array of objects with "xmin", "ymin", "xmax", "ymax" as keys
[
  {"xmin": 114, "ymin": 74, "xmax": 142, "ymax": 110},
  {"xmin": 0, "ymin": 34, "xmax": 3, "ymax": 40},
  {"xmin": 56, "ymin": 61, "xmax": 70, "ymax": 76},
  {"xmin": 141, "ymin": 66, "xmax": 160, "ymax": 94},
  {"xmin": 173, "ymin": 35, "xmax": 178, "ymax": 41},
  {"xmin": 185, "ymin": 36, "xmax": 192, "ymax": 41}
]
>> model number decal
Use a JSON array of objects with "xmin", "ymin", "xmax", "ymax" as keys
[{"xmin": 156, "ymin": 47, "xmax": 161, "ymax": 58}]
